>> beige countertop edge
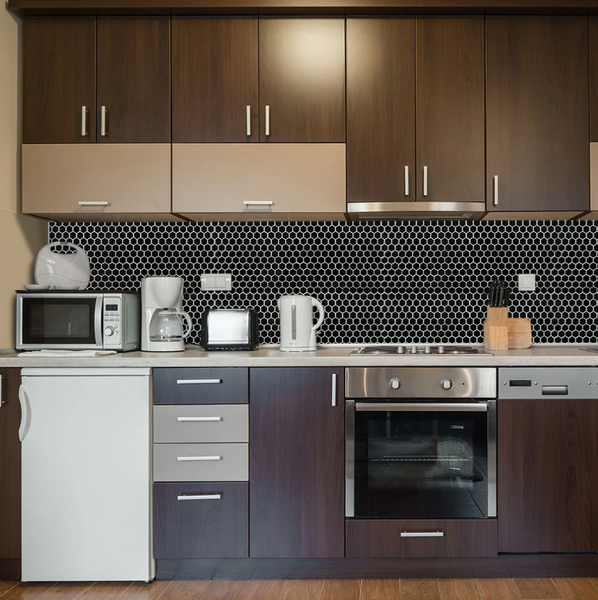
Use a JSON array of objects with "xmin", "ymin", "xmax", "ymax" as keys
[{"xmin": 2, "ymin": 346, "xmax": 598, "ymax": 368}]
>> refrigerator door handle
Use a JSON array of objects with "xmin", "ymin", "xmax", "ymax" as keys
[{"xmin": 18, "ymin": 384, "xmax": 31, "ymax": 441}]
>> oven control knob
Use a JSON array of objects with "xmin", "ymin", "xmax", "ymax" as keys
[
  {"xmin": 440, "ymin": 378, "xmax": 453, "ymax": 390},
  {"xmin": 397, "ymin": 346, "xmax": 406, "ymax": 354},
  {"xmin": 410, "ymin": 345, "xmax": 419, "ymax": 354},
  {"xmin": 424, "ymin": 345, "xmax": 432, "ymax": 354},
  {"xmin": 389, "ymin": 378, "xmax": 401, "ymax": 390},
  {"xmin": 437, "ymin": 345, "xmax": 446, "ymax": 354},
  {"xmin": 104, "ymin": 326, "xmax": 115, "ymax": 337}
]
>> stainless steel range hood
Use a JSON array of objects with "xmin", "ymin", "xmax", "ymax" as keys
[{"xmin": 347, "ymin": 202, "xmax": 487, "ymax": 220}]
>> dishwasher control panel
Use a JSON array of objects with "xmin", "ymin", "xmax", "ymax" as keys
[{"xmin": 498, "ymin": 367, "xmax": 598, "ymax": 399}]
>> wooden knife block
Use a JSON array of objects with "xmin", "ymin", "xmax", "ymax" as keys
[{"xmin": 484, "ymin": 307, "xmax": 532, "ymax": 350}]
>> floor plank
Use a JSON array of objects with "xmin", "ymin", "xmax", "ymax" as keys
[
  {"xmin": 0, "ymin": 583, "xmax": 20, "ymax": 598},
  {"xmin": 476, "ymin": 579, "xmax": 522, "ymax": 600},
  {"xmin": 116, "ymin": 581, "xmax": 172, "ymax": 600},
  {"xmin": 158, "ymin": 581, "xmax": 208, "ymax": 600},
  {"xmin": 197, "ymin": 581, "xmax": 247, "ymax": 600},
  {"xmin": 361, "ymin": 579, "xmax": 401, "ymax": 600},
  {"xmin": 240, "ymin": 580, "xmax": 285, "ymax": 600},
  {"xmin": 551, "ymin": 578, "xmax": 598, "ymax": 600},
  {"xmin": 438, "ymin": 579, "xmax": 480, "ymax": 600},
  {"xmin": 79, "ymin": 583, "xmax": 133, "ymax": 600},
  {"xmin": 39, "ymin": 583, "xmax": 94, "ymax": 600},
  {"xmin": 280, "ymin": 580, "xmax": 324, "ymax": 600},
  {"xmin": 515, "ymin": 579, "xmax": 562, "ymax": 600},
  {"xmin": 320, "ymin": 579, "xmax": 361, "ymax": 600},
  {"xmin": 401, "ymin": 579, "xmax": 440, "ymax": 600},
  {"xmin": 0, "ymin": 584, "xmax": 57, "ymax": 600}
]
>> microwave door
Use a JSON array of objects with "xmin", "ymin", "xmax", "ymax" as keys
[{"xmin": 18, "ymin": 294, "xmax": 103, "ymax": 350}]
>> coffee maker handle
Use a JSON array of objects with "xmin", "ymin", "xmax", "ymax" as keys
[
  {"xmin": 177, "ymin": 311, "xmax": 193, "ymax": 339},
  {"xmin": 311, "ymin": 298, "xmax": 325, "ymax": 332}
]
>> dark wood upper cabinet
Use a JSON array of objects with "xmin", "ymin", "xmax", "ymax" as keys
[
  {"xmin": 97, "ymin": 18, "xmax": 170, "ymax": 143},
  {"xmin": 590, "ymin": 18, "xmax": 598, "ymax": 142},
  {"xmin": 259, "ymin": 18, "xmax": 346, "ymax": 143},
  {"xmin": 486, "ymin": 17, "xmax": 589, "ymax": 212},
  {"xmin": 250, "ymin": 368, "xmax": 345, "ymax": 558},
  {"xmin": 172, "ymin": 18, "xmax": 258, "ymax": 143},
  {"xmin": 416, "ymin": 17, "xmax": 485, "ymax": 203},
  {"xmin": 498, "ymin": 398, "xmax": 596, "ymax": 553},
  {"xmin": 346, "ymin": 18, "xmax": 416, "ymax": 204},
  {"xmin": 23, "ymin": 18, "xmax": 96, "ymax": 144},
  {"xmin": 0, "ymin": 369, "xmax": 21, "ymax": 579}
]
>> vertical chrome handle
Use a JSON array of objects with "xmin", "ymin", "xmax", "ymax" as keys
[
  {"xmin": 423, "ymin": 166, "xmax": 428, "ymax": 197},
  {"xmin": 18, "ymin": 385, "xmax": 31, "ymax": 442},
  {"xmin": 493, "ymin": 176, "xmax": 499, "ymax": 206},
  {"xmin": 101, "ymin": 106, "xmax": 107, "ymax": 137},
  {"xmin": 0, "ymin": 374, "xmax": 3, "ymax": 407},
  {"xmin": 265, "ymin": 105, "xmax": 270, "ymax": 137},
  {"xmin": 331, "ymin": 373, "xmax": 337, "ymax": 407},
  {"xmin": 81, "ymin": 106, "xmax": 88, "ymax": 137},
  {"xmin": 246, "ymin": 106, "xmax": 251, "ymax": 137},
  {"xmin": 404, "ymin": 166, "xmax": 409, "ymax": 196}
]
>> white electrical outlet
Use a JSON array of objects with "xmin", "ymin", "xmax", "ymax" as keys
[
  {"xmin": 518, "ymin": 274, "xmax": 536, "ymax": 292},
  {"xmin": 201, "ymin": 274, "xmax": 232, "ymax": 291}
]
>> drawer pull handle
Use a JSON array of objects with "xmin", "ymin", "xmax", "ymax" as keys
[
  {"xmin": 176, "ymin": 379, "xmax": 222, "ymax": 385},
  {"xmin": 401, "ymin": 531, "xmax": 444, "ymax": 538},
  {"xmin": 78, "ymin": 201, "xmax": 109, "ymax": 207},
  {"xmin": 177, "ymin": 455, "xmax": 222, "ymax": 462},
  {"xmin": 177, "ymin": 416, "xmax": 222, "ymax": 422},
  {"xmin": 177, "ymin": 494, "xmax": 222, "ymax": 501}
]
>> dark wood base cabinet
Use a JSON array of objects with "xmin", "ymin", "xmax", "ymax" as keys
[{"xmin": 346, "ymin": 519, "xmax": 497, "ymax": 558}]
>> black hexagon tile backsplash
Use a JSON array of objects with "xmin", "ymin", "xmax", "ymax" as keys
[{"xmin": 49, "ymin": 220, "xmax": 598, "ymax": 346}]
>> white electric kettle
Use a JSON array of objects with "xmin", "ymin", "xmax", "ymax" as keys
[{"xmin": 278, "ymin": 295, "xmax": 325, "ymax": 352}]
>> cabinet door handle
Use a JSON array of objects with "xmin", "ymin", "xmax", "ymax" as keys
[
  {"xmin": 0, "ymin": 374, "xmax": 3, "ymax": 407},
  {"xmin": 81, "ymin": 106, "xmax": 88, "ymax": 137},
  {"xmin": 100, "ymin": 106, "xmax": 108, "ymax": 137},
  {"xmin": 265, "ymin": 105, "xmax": 270, "ymax": 136},
  {"xmin": 177, "ymin": 455, "xmax": 222, "ymax": 462},
  {"xmin": 404, "ymin": 166, "xmax": 409, "ymax": 196},
  {"xmin": 78, "ymin": 201, "xmax": 109, "ymax": 207},
  {"xmin": 246, "ymin": 105, "xmax": 251, "ymax": 137},
  {"xmin": 176, "ymin": 379, "xmax": 222, "ymax": 385},
  {"xmin": 423, "ymin": 166, "xmax": 428, "ymax": 197},
  {"xmin": 401, "ymin": 531, "xmax": 444, "ymax": 538},
  {"xmin": 177, "ymin": 416, "xmax": 222, "ymax": 422},
  {"xmin": 18, "ymin": 385, "xmax": 31, "ymax": 442},
  {"xmin": 177, "ymin": 494, "xmax": 222, "ymax": 501},
  {"xmin": 493, "ymin": 175, "xmax": 499, "ymax": 206},
  {"xmin": 331, "ymin": 373, "xmax": 337, "ymax": 407}
]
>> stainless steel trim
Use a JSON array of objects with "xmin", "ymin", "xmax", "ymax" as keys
[
  {"xmin": 176, "ymin": 379, "xmax": 222, "ymax": 385},
  {"xmin": 347, "ymin": 202, "xmax": 486, "ymax": 219},
  {"xmin": 404, "ymin": 166, "xmax": 409, "ymax": 196},
  {"xmin": 345, "ymin": 399, "xmax": 355, "ymax": 517},
  {"xmin": 542, "ymin": 385, "xmax": 569, "ymax": 396},
  {"xmin": 423, "ymin": 166, "xmax": 428, "ymax": 197},
  {"xmin": 355, "ymin": 402, "xmax": 489, "ymax": 412},
  {"xmin": 331, "ymin": 373, "xmax": 337, "ymax": 407},
  {"xmin": 177, "ymin": 494, "xmax": 222, "ymax": 501},
  {"xmin": 101, "ymin": 106, "xmax": 107, "ymax": 137},
  {"xmin": 246, "ymin": 105, "xmax": 251, "ymax": 136},
  {"xmin": 401, "ymin": 531, "xmax": 444, "ymax": 538},
  {"xmin": 176, "ymin": 416, "xmax": 222, "ymax": 422},
  {"xmin": 493, "ymin": 176, "xmax": 499, "ymax": 206},
  {"xmin": 487, "ymin": 399, "xmax": 497, "ymax": 517}
]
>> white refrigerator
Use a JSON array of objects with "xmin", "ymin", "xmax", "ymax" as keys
[{"xmin": 19, "ymin": 368, "xmax": 153, "ymax": 582}]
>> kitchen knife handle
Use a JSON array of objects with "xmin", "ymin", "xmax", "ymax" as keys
[
  {"xmin": 493, "ymin": 176, "xmax": 499, "ymax": 206},
  {"xmin": 404, "ymin": 166, "xmax": 409, "ymax": 196}
]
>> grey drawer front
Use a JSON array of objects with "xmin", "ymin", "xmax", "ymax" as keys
[
  {"xmin": 153, "ymin": 368, "xmax": 248, "ymax": 405},
  {"xmin": 154, "ymin": 405, "xmax": 248, "ymax": 443},
  {"xmin": 154, "ymin": 443, "xmax": 248, "ymax": 482}
]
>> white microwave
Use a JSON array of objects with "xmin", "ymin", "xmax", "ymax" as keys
[{"xmin": 16, "ymin": 291, "xmax": 140, "ymax": 352}]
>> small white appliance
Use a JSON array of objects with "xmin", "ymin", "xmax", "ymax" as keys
[
  {"xmin": 278, "ymin": 295, "xmax": 324, "ymax": 352},
  {"xmin": 34, "ymin": 242, "xmax": 90, "ymax": 290},
  {"xmin": 141, "ymin": 276, "xmax": 192, "ymax": 352}
]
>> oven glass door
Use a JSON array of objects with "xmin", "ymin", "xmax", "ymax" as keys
[
  {"xmin": 348, "ymin": 400, "xmax": 495, "ymax": 519},
  {"xmin": 19, "ymin": 295, "xmax": 102, "ymax": 348}
]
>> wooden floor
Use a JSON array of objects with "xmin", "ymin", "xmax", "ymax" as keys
[{"xmin": 2, "ymin": 578, "xmax": 598, "ymax": 600}]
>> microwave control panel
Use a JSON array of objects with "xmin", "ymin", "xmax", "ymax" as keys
[{"xmin": 103, "ymin": 296, "xmax": 122, "ymax": 349}]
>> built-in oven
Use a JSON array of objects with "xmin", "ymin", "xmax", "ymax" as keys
[{"xmin": 345, "ymin": 367, "xmax": 497, "ymax": 520}]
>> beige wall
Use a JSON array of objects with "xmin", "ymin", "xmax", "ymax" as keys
[{"xmin": 0, "ymin": 5, "xmax": 48, "ymax": 348}]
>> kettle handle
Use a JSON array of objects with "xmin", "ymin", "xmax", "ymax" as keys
[
  {"xmin": 311, "ymin": 298, "xmax": 325, "ymax": 332},
  {"xmin": 48, "ymin": 242, "xmax": 81, "ymax": 254}
]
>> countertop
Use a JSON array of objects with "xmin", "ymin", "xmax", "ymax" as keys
[{"xmin": 3, "ymin": 345, "xmax": 598, "ymax": 368}]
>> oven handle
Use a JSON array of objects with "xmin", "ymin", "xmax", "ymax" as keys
[{"xmin": 355, "ymin": 402, "xmax": 488, "ymax": 412}]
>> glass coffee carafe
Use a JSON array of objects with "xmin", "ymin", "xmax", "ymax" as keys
[{"xmin": 149, "ymin": 308, "xmax": 193, "ymax": 350}]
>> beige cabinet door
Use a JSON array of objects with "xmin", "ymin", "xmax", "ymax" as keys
[
  {"xmin": 172, "ymin": 143, "xmax": 346, "ymax": 220},
  {"xmin": 22, "ymin": 144, "xmax": 173, "ymax": 220}
]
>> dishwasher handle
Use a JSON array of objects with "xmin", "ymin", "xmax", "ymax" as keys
[
  {"xmin": 18, "ymin": 385, "xmax": 31, "ymax": 441},
  {"xmin": 541, "ymin": 385, "xmax": 568, "ymax": 396}
]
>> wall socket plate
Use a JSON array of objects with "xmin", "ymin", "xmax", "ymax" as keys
[
  {"xmin": 518, "ymin": 274, "xmax": 536, "ymax": 292},
  {"xmin": 201, "ymin": 274, "xmax": 232, "ymax": 291}
]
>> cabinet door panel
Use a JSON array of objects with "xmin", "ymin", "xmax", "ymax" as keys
[
  {"xmin": 23, "ymin": 18, "xmax": 96, "ymax": 144},
  {"xmin": 250, "ymin": 368, "xmax": 344, "ymax": 558},
  {"xmin": 416, "ymin": 17, "xmax": 485, "ymax": 203},
  {"xmin": 172, "ymin": 18, "xmax": 258, "ymax": 143},
  {"xmin": 97, "ymin": 18, "xmax": 170, "ymax": 143},
  {"xmin": 498, "ymin": 399, "xmax": 595, "ymax": 552},
  {"xmin": 347, "ymin": 18, "xmax": 416, "ymax": 205},
  {"xmin": 259, "ymin": 19, "xmax": 345, "ymax": 143},
  {"xmin": 486, "ymin": 17, "xmax": 589, "ymax": 212}
]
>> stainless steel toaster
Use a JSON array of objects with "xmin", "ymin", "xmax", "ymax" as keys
[{"xmin": 200, "ymin": 309, "xmax": 259, "ymax": 351}]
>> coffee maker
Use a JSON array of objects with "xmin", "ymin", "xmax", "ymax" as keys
[{"xmin": 141, "ymin": 276, "xmax": 193, "ymax": 352}]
